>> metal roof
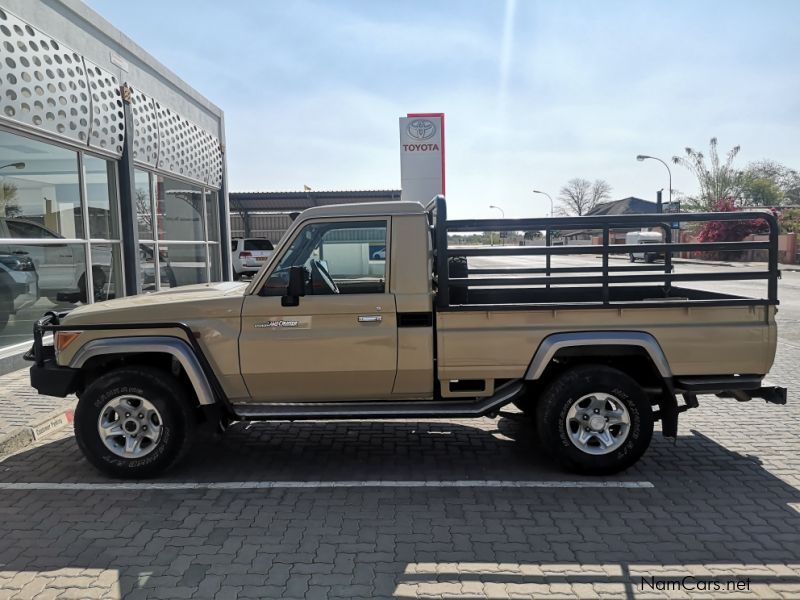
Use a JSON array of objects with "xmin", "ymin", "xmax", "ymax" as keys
[
  {"xmin": 587, "ymin": 197, "xmax": 656, "ymax": 216},
  {"xmin": 229, "ymin": 190, "xmax": 402, "ymax": 212},
  {"xmin": 298, "ymin": 201, "xmax": 426, "ymax": 220}
]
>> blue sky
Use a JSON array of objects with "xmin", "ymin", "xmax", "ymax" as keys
[{"xmin": 85, "ymin": 0, "xmax": 800, "ymax": 219}]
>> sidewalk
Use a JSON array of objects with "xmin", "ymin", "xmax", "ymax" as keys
[
  {"xmin": 0, "ymin": 368, "xmax": 75, "ymax": 456},
  {"xmin": 609, "ymin": 253, "xmax": 800, "ymax": 271}
]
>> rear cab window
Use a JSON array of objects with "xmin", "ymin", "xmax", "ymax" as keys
[{"xmin": 244, "ymin": 239, "xmax": 274, "ymax": 251}]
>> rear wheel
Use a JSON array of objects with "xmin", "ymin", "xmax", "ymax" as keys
[
  {"xmin": 536, "ymin": 365, "xmax": 653, "ymax": 474},
  {"xmin": 74, "ymin": 366, "xmax": 196, "ymax": 478}
]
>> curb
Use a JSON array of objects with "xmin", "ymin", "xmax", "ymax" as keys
[{"xmin": 0, "ymin": 408, "xmax": 74, "ymax": 458}]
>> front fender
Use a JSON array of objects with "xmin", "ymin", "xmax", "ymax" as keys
[{"xmin": 69, "ymin": 336, "xmax": 216, "ymax": 405}]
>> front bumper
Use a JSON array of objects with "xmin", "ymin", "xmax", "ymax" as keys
[
  {"xmin": 29, "ymin": 359, "xmax": 79, "ymax": 397},
  {"xmin": 25, "ymin": 311, "xmax": 80, "ymax": 397}
]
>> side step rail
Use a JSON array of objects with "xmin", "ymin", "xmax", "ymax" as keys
[
  {"xmin": 674, "ymin": 376, "xmax": 787, "ymax": 405},
  {"xmin": 233, "ymin": 381, "xmax": 526, "ymax": 421}
]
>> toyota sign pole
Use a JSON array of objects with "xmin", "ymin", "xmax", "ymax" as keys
[{"xmin": 399, "ymin": 113, "xmax": 445, "ymax": 204}]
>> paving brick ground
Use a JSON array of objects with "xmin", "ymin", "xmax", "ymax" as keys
[
  {"xmin": 0, "ymin": 369, "xmax": 74, "ymax": 435},
  {"xmin": 0, "ymin": 272, "xmax": 798, "ymax": 599}
]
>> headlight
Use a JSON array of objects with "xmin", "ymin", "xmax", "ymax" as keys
[{"xmin": 0, "ymin": 255, "xmax": 35, "ymax": 271}]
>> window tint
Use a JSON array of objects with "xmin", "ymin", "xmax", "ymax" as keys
[
  {"xmin": 262, "ymin": 220, "xmax": 386, "ymax": 296},
  {"xmin": 85, "ymin": 155, "xmax": 119, "ymax": 239},
  {"xmin": 135, "ymin": 170, "xmax": 154, "ymax": 241},
  {"xmin": 156, "ymin": 175, "xmax": 204, "ymax": 241},
  {"xmin": 244, "ymin": 239, "xmax": 274, "ymax": 251},
  {"xmin": 0, "ymin": 130, "xmax": 82, "ymax": 237}
]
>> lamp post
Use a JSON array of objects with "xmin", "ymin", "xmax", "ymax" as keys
[
  {"xmin": 488, "ymin": 204, "xmax": 505, "ymax": 219},
  {"xmin": 533, "ymin": 190, "xmax": 554, "ymax": 217},
  {"xmin": 488, "ymin": 205, "xmax": 504, "ymax": 246},
  {"xmin": 636, "ymin": 154, "xmax": 672, "ymax": 212},
  {"xmin": 0, "ymin": 162, "xmax": 25, "ymax": 171}
]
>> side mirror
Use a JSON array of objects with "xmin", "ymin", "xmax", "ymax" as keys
[{"xmin": 282, "ymin": 265, "xmax": 306, "ymax": 307}]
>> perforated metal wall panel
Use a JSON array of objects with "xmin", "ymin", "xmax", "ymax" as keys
[
  {"xmin": 0, "ymin": 6, "xmax": 223, "ymax": 186},
  {"xmin": 0, "ymin": 7, "xmax": 94, "ymax": 149},
  {"xmin": 130, "ymin": 87, "xmax": 158, "ymax": 168},
  {"xmin": 155, "ymin": 101, "xmax": 222, "ymax": 188},
  {"xmin": 84, "ymin": 59, "xmax": 123, "ymax": 155}
]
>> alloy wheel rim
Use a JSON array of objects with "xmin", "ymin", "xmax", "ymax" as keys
[
  {"xmin": 565, "ymin": 392, "xmax": 631, "ymax": 455},
  {"xmin": 97, "ymin": 394, "xmax": 163, "ymax": 459}
]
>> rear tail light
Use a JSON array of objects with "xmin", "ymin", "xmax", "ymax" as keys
[{"xmin": 239, "ymin": 251, "xmax": 252, "ymax": 258}]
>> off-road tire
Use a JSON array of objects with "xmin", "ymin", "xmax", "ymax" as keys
[
  {"xmin": 536, "ymin": 365, "xmax": 653, "ymax": 474},
  {"xmin": 74, "ymin": 366, "xmax": 196, "ymax": 478}
]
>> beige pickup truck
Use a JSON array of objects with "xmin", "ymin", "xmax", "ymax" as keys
[{"xmin": 27, "ymin": 197, "xmax": 785, "ymax": 478}]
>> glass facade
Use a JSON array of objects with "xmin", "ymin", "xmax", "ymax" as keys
[
  {"xmin": 1, "ymin": 128, "xmax": 224, "ymax": 350},
  {"xmin": 135, "ymin": 170, "xmax": 221, "ymax": 291}
]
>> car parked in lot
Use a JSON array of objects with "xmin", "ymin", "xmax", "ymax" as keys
[
  {"xmin": 28, "ymin": 198, "xmax": 785, "ymax": 478},
  {"xmin": 626, "ymin": 230, "xmax": 664, "ymax": 263},
  {"xmin": 231, "ymin": 238, "xmax": 274, "ymax": 278},
  {"xmin": 0, "ymin": 252, "xmax": 38, "ymax": 330},
  {"xmin": 0, "ymin": 218, "xmax": 109, "ymax": 303}
]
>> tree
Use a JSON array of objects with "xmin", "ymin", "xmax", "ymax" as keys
[
  {"xmin": 672, "ymin": 137, "xmax": 743, "ymax": 211},
  {"xmin": 742, "ymin": 160, "xmax": 800, "ymax": 206},
  {"xmin": 558, "ymin": 178, "xmax": 612, "ymax": 215},
  {"xmin": 740, "ymin": 176, "xmax": 782, "ymax": 206},
  {"xmin": 0, "ymin": 182, "xmax": 20, "ymax": 218},
  {"xmin": 696, "ymin": 198, "xmax": 766, "ymax": 245}
]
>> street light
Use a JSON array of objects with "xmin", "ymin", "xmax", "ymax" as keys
[
  {"xmin": 488, "ymin": 204, "xmax": 505, "ymax": 219},
  {"xmin": 488, "ymin": 205, "xmax": 504, "ymax": 246},
  {"xmin": 636, "ymin": 154, "xmax": 672, "ymax": 211},
  {"xmin": 0, "ymin": 162, "xmax": 25, "ymax": 171},
  {"xmin": 532, "ymin": 190, "xmax": 554, "ymax": 217}
]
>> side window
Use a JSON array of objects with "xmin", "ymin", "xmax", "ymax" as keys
[
  {"xmin": 6, "ymin": 220, "xmax": 59, "ymax": 238},
  {"xmin": 261, "ymin": 220, "xmax": 387, "ymax": 296}
]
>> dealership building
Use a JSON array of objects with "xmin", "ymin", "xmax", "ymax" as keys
[{"xmin": 0, "ymin": 0, "xmax": 229, "ymax": 358}]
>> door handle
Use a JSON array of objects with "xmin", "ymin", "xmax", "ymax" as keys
[{"xmin": 357, "ymin": 315, "xmax": 382, "ymax": 323}]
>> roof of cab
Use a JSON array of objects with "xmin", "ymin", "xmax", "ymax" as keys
[{"xmin": 297, "ymin": 201, "xmax": 427, "ymax": 220}]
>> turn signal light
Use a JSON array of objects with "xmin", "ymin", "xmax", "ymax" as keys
[{"xmin": 54, "ymin": 331, "xmax": 82, "ymax": 353}]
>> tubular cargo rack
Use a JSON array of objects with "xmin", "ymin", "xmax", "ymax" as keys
[{"xmin": 429, "ymin": 196, "xmax": 779, "ymax": 311}]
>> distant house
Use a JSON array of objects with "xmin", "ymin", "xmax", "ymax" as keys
[
  {"xmin": 587, "ymin": 197, "xmax": 657, "ymax": 216},
  {"xmin": 561, "ymin": 197, "xmax": 658, "ymax": 243}
]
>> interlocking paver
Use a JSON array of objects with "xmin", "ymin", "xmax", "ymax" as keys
[{"xmin": 1, "ymin": 275, "xmax": 800, "ymax": 598}]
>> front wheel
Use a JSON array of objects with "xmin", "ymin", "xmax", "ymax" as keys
[
  {"xmin": 536, "ymin": 365, "xmax": 653, "ymax": 474},
  {"xmin": 74, "ymin": 366, "xmax": 196, "ymax": 478}
]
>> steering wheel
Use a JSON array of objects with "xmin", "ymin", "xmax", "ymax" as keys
[{"xmin": 310, "ymin": 259, "xmax": 339, "ymax": 294}]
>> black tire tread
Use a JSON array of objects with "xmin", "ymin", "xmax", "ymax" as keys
[
  {"xmin": 535, "ymin": 364, "xmax": 653, "ymax": 475},
  {"xmin": 74, "ymin": 366, "xmax": 196, "ymax": 478}
]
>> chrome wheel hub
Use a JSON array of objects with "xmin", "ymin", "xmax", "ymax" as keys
[
  {"xmin": 565, "ymin": 392, "xmax": 631, "ymax": 456},
  {"xmin": 97, "ymin": 395, "xmax": 163, "ymax": 459}
]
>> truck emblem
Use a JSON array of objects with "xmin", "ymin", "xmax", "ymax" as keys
[{"xmin": 255, "ymin": 320, "xmax": 299, "ymax": 328}]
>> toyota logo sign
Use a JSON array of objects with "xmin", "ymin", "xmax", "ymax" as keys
[{"xmin": 406, "ymin": 118, "xmax": 436, "ymax": 140}]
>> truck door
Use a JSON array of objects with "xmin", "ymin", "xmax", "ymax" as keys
[{"xmin": 239, "ymin": 218, "xmax": 397, "ymax": 402}]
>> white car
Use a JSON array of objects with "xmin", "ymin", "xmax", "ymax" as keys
[
  {"xmin": 1, "ymin": 218, "xmax": 111, "ymax": 302},
  {"xmin": 625, "ymin": 230, "xmax": 664, "ymax": 263},
  {"xmin": 0, "ymin": 253, "xmax": 38, "ymax": 330},
  {"xmin": 231, "ymin": 238, "xmax": 274, "ymax": 279}
]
